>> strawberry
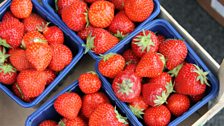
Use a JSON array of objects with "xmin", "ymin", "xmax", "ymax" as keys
[
  {"xmin": 0, "ymin": 47, "xmax": 10, "ymax": 64},
  {"xmin": 174, "ymin": 63, "xmax": 209, "ymax": 95},
  {"xmin": 78, "ymin": 72, "xmax": 102, "ymax": 94},
  {"xmin": 110, "ymin": 0, "xmax": 125, "ymax": 10},
  {"xmin": 122, "ymin": 49, "xmax": 139, "ymax": 64},
  {"xmin": 44, "ymin": 69, "xmax": 56, "ymax": 85},
  {"xmin": 89, "ymin": 103, "xmax": 128, "ymax": 126},
  {"xmin": 22, "ymin": 31, "xmax": 47, "ymax": 48},
  {"xmin": 54, "ymin": 93, "xmax": 82, "ymax": 120},
  {"xmin": 0, "ymin": 64, "xmax": 17, "ymax": 85},
  {"xmin": 98, "ymin": 53, "xmax": 125, "ymax": 78},
  {"xmin": 159, "ymin": 39, "xmax": 187, "ymax": 70},
  {"xmin": 17, "ymin": 70, "xmax": 46, "ymax": 97},
  {"xmin": 26, "ymin": 43, "xmax": 52, "ymax": 71},
  {"xmin": 42, "ymin": 26, "xmax": 64, "ymax": 44},
  {"xmin": 84, "ymin": 28, "xmax": 119, "ymax": 54},
  {"xmin": 135, "ymin": 52, "xmax": 165, "ymax": 78},
  {"xmin": 189, "ymin": 93, "xmax": 205, "ymax": 103},
  {"xmin": 56, "ymin": 0, "xmax": 78, "ymax": 15},
  {"xmin": 144, "ymin": 105, "xmax": 171, "ymax": 126},
  {"xmin": 49, "ymin": 44, "xmax": 72, "ymax": 72},
  {"xmin": 124, "ymin": 63, "xmax": 137, "ymax": 73},
  {"xmin": 149, "ymin": 72, "xmax": 172, "ymax": 88},
  {"xmin": 77, "ymin": 25, "xmax": 95, "ymax": 40},
  {"xmin": 61, "ymin": 1, "xmax": 87, "ymax": 32},
  {"xmin": 157, "ymin": 34, "xmax": 165, "ymax": 44},
  {"xmin": 59, "ymin": 117, "xmax": 86, "ymax": 126},
  {"xmin": 39, "ymin": 120, "xmax": 57, "ymax": 126},
  {"xmin": 124, "ymin": 0, "xmax": 154, "ymax": 22},
  {"xmin": 129, "ymin": 96, "xmax": 148, "ymax": 118},
  {"xmin": 23, "ymin": 13, "xmax": 47, "ymax": 33},
  {"xmin": 81, "ymin": 92, "xmax": 110, "ymax": 118},
  {"xmin": 108, "ymin": 11, "xmax": 135, "ymax": 38},
  {"xmin": 85, "ymin": 0, "xmax": 101, "ymax": 3},
  {"xmin": 12, "ymin": 83, "xmax": 32, "ymax": 102},
  {"xmin": 88, "ymin": 1, "xmax": 115, "ymax": 28},
  {"xmin": 131, "ymin": 30, "xmax": 159, "ymax": 57},
  {"xmin": 10, "ymin": 0, "xmax": 33, "ymax": 19},
  {"xmin": 112, "ymin": 70, "xmax": 141, "ymax": 103},
  {"xmin": 2, "ymin": 11, "xmax": 18, "ymax": 22}
]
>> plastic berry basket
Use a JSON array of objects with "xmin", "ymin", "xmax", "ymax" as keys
[
  {"xmin": 0, "ymin": 0, "xmax": 84, "ymax": 108},
  {"xmin": 41, "ymin": 0, "xmax": 160, "ymax": 60},
  {"xmin": 95, "ymin": 19, "xmax": 219, "ymax": 126}
]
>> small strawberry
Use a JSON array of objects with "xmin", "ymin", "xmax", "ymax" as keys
[
  {"xmin": 129, "ymin": 96, "xmax": 148, "ymax": 118},
  {"xmin": 54, "ymin": 92, "xmax": 82, "ymax": 120},
  {"xmin": 12, "ymin": 83, "xmax": 32, "ymax": 102},
  {"xmin": 157, "ymin": 34, "xmax": 165, "ymax": 44},
  {"xmin": 0, "ymin": 64, "xmax": 17, "ymax": 85},
  {"xmin": 2, "ymin": 11, "xmax": 18, "ymax": 22},
  {"xmin": 22, "ymin": 31, "xmax": 47, "ymax": 48},
  {"xmin": 144, "ymin": 105, "xmax": 171, "ymax": 126},
  {"xmin": 149, "ymin": 72, "xmax": 172, "ymax": 88},
  {"xmin": 56, "ymin": 0, "xmax": 78, "ymax": 15},
  {"xmin": 189, "ymin": 93, "xmax": 205, "ymax": 103},
  {"xmin": 78, "ymin": 71, "xmax": 102, "ymax": 94},
  {"xmin": 110, "ymin": 0, "xmax": 125, "ymax": 10},
  {"xmin": 10, "ymin": 0, "xmax": 33, "ymax": 19},
  {"xmin": 159, "ymin": 39, "xmax": 187, "ymax": 70},
  {"xmin": 49, "ymin": 44, "xmax": 72, "ymax": 72},
  {"xmin": 174, "ymin": 63, "xmax": 209, "ymax": 95},
  {"xmin": 88, "ymin": 1, "xmax": 115, "ymax": 28},
  {"xmin": 98, "ymin": 53, "xmax": 125, "ymax": 78},
  {"xmin": 131, "ymin": 30, "xmax": 159, "ymax": 57},
  {"xmin": 77, "ymin": 25, "xmax": 95, "ymax": 40},
  {"xmin": 44, "ymin": 69, "xmax": 56, "ymax": 85},
  {"xmin": 81, "ymin": 92, "xmax": 110, "ymax": 118},
  {"xmin": 39, "ymin": 120, "xmax": 57, "ymax": 126},
  {"xmin": 59, "ymin": 117, "xmax": 86, "ymax": 126},
  {"xmin": 42, "ymin": 26, "xmax": 64, "ymax": 44},
  {"xmin": 124, "ymin": 63, "xmax": 137, "ymax": 73},
  {"xmin": 124, "ymin": 0, "xmax": 154, "ymax": 22},
  {"xmin": 112, "ymin": 70, "xmax": 141, "ymax": 103},
  {"xmin": 0, "ymin": 47, "xmax": 10, "ymax": 64},
  {"xmin": 122, "ymin": 49, "xmax": 139, "ymax": 64}
]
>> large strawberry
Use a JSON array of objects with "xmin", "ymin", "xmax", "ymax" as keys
[
  {"xmin": 12, "ymin": 83, "xmax": 32, "ymax": 102},
  {"xmin": 84, "ymin": 28, "xmax": 119, "ymax": 54},
  {"xmin": 59, "ymin": 117, "xmax": 86, "ymax": 126},
  {"xmin": 129, "ymin": 96, "xmax": 148, "ymax": 119},
  {"xmin": 159, "ymin": 39, "xmax": 187, "ymax": 70},
  {"xmin": 26, "ymin": 43, "xmax": 52, "ymax": 71},
  {"xmin": 174, "ymin": 63, "xmax": 209, "ymax": 95},
  {"xmin": 22, "ymin": 31, "xmax": 47, "ymax": 48},
  {"xmin": 89, "ymin": 103, "xmax": 128, "ymax": 126},
  {"xmin": 56, "ymin": 0, "xmax": 78, "ymax": 15},
  {"xmin": 88, "ymin": 1, "xmax": 115, "ymax": 28},
  {"xmin": 149, "ymin": 72, "xmax": 172, "ymax": 88},
  {"xmin": 39, "ymin": 120, "xmax": 57, "ymax": 126},
  {"xmin": 131, "ymin": 30, "xmax": 159, "ymax": 57},
  {"xmin": 122, "ymin": 49, "xmax": 139, "ymax": 64},
  {"xmin": 0, "ymin": 64, "xmax": 17, "ymax": 85},
  {"xmin": 0, "ymin": 47, "xmax": 10, "ymax": 64},
  {"xmin": 110, "ymin": 0, "xmax": 125, "ymax": 10},
  {"xmin": 42, "ymin": 26, "xmax": 64, "ymax": 44},
  {"xmin": 144, "ymin": 105, "xmax": 171, "ymax": 126},
  {"xmin": 54, "ymin": 92, "xmax": 82, "ymax": 120},
  {"xmin": 10, "ymin": 0, "xmax": 33, "ymax": 19},
  {"xmin": 49, "ymin": 44, "xmax": 72, "ymax": 72},
  {"xmin": 98, "ymin": 53, "xmax": 125, "ymax": 78},
  {"xmin": 112, "ymin": 70, "xmax": 141, "ymax": 103},
  {"xmin": 77, "ymin": 25, "xmax": 95, "ymax": 40},
  {"xmin": 62, "ymin": 1, "xmax": 87, "ymax": 32}
]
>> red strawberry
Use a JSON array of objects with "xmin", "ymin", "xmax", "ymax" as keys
[
  {"xmin": 10, "ymin": 0, "xmax": 33, "ymax": 19},
  {"xmin": 17, "ymin": 70, "xmax": 46, "ymax": 97},
  {"xmin": 56, "ymin": 0, "xmax": 78, "ymax": 15},
  {"xmin": 44, "ymin": 69, "xmax": 56, "ymax": 85},
  {"xmin": 98, "ymin": 53, "xmax": 125, "ymax": 78},
  {"xmin": 2, "ymin": 11, "xmax": 18, "ymax": 22},
  {"xmin": 88, "ymin": 1, "xmax": 115, "ymax": 28},
  {"xmin": 62, "ymin": 1, "xmax": 87, "ymax": 32},
  {"xmin": 78, "ymin": 72, "xmax": 102, "ymax": 94},
  {"xmin": 22, "ymin": 31, "xmax": 47, "ymax": 48},
  {"xmin": 85, "ymin": 0, "xmax": 101, "ymax": 3},
  {"xmin": 39, "ymin": 120, "xmax": 57, "ymax": 126},
  {"xmin": 159, "ymin": 39, "xmax": 187, "ymax": 70},
  {"xmin": 112, "ymin": 70, "xmax": 141, "ymax": 103},
  {"xmin": 131, "ymin": 30, "xmax": 159, "ymax": 57},
  {"xmin": 54, "ymin": 92, "xmax": 82, "ymax": 120},
  {"xmin": 26, "ymin": 43, "xmax": 52, "ymax": 71},
  {"xmin": 81, "ymin": 92, "xmax": 110, "ymax": 118},
  {"xmin": 77, "ymin": 25, "xmax": 95, "ymax": 40},
  {"xmin": 110, "ymin": 0, "xmax": 125, "ymax": 10},
  {"xmin": 124, "ymin": 0, "xmax": 154, "ymax": 22},
  {"xmin": 129, "ymin": 96, "xmax": 148, "ymax": 118},
  {"xmin": 89, "ymin": 103, "xmax": 128, "ymax": 126},
  {"xmin": 189, "ymin": 93, "xmax": 205, "ymax": 103},
  {"xmin": 42, "ymin": 26, "xmax": 64, "ymax": 44},
  {"xmin": 59, "ymin": 117, "xmax": 86, "ymax": 126},
  {"xmin": 84, "ymin": 28, "xmax": 119, "ymax": 54},
  {"xmin": 0, "ymin": 47, "xmax": 10, "ymax": 64},
  {"xmin": 12, "ymin": 83, "xmax": 32, "ymax": 102},
  {"xmin": 49, "ymin": 44, "xmax": 72, "ymax": 72},
  {"xmin": 144, "ymin": 105, "xmax": 171, "ymax": 126},
  {"xmin": 122, "ymin": 49, "xmax": 139, "ymax": 64},
  {"xmin": 124, "ymin": 63, "xmax": 137, "ymax": 73},
  {"xmin": 149, "ymin": 72, "xmax": 172, "ymax": 88},
  {"xmin": 174, "ymin": 63, "xmax": 209, "ymax": 95},
  {"xmin": 135, "ymin": 52, "xmax": 165, "ymax": 78},
  {"xmin": 0, "ymin": 64, "xmax": 17, "ymax": 85},
  {"xmin": 157, "ymin": 34, "xmax": 165, "ymax": 44}
]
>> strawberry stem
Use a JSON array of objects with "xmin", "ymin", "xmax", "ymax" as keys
[
  {"xmin": 116, "ymin": 79, "xmax": 134, "ymax": 95},
  {"xmin": 129, "ymin": 105, "xmax": 144, "ymax": 119},
  {"xmin": 0, "ymin": 38, "xmax": 11, "ymax": 48},
  {"xmin": 114, "ymin": 106, "xmax": 128, "ymax": 124},
  {"xmin": 168, "ymin": 63, "xmax": 183, "ymax": 77},
  {"xmin": 0, "ymin": 47, "xmax": 10, "ymax": 64},
  {"xmin": 193, "ymin": 64, "xmax": 210, "ymax": 86}
]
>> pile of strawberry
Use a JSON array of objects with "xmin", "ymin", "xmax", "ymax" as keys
[
  {"xmin": 56, "ymin": 0, "xmax": 155, "ymax": 54},
  {"xmin": 0, "ymin": 0, "xmax": 72, "ymax": 102},
  {"xmin": 39, "ymin": 72, "xmax": 129, "ymax": 126},
  {"xmin": 98, "ymin": 30, "xmax": 210, "ymax": 125}
]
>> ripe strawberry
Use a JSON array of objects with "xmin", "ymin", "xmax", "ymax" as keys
[
  {"xmin": 77, "ymin": 25, "xmax": 95, "ymax": 40},
  {"xmin": 112, "ymin": 71, "xmax": 141, "ymax": 103},
  {"xmin": 12, "ymin": 83, "xmax": 32, "ymax": 102},
  {"xmin": 26, "ymin": 43, "xmax": 52, "ymax": 71},
  {"xmin": 59, "ymin": 117, "xmax": 86, "ymax": 126},
  {"xmin": 78, "ymin": 72, "xmax": 102, "ymax": 94},
  {"xmin": 89, "ymin": 103, "xmax": 128, "ymax": 126},
  {"xmin": 131, "ymin": 30, "xmax": 159, "ymax": 57},
  {"xmin": 2, "ymin": 11, "xmax": 18, "ymax": 22},
  {"xmin": 122, "ymin": 49, "xmax": 139, "ymax": 64},
  {"xmin": 42, "ymin": 26, "xmax": 64, "ymax": 44},
  {"xmin": 84, "ymin": 28, "xmax": 119, "ymax": 54},
  {"xmin": 49, "ymin": 44, "xmax": 72, "ymax": 72},
  {"xmin": 129, "ymin": 96, "xmax": 148, "ymax": 118},
  {"xmin": 189, "ymin": 93, "xmax": 205, "ymax": 103},
  {"xmin": 39, "ymin": 120, "xmax": 57, "ymax": 126},
  {"xmin": 124, "ymin": 63, "xmax": 137, "ymax": 73},
  {"xmin": 0, "ymin": 64, "xmax": 17, "ymax": 85},
  {"xmin": 81, "ymin": 92, "xmax": 110, "ymax": 118},
  {"xmin": 110, "ymin": 0, "xmax": 125, "ymax": 10},
  {"xmin": 54, "ymin": 92, "xmax": 82, "ymax": 120},
  {"xmin": 159, "ymin": 39, "xmax": 187, "ymax": 70},
  {"xmin": 174, "ymin": 63, "xmax": 209, "ymax": 95},
  {"xmin": 62, "ymin": 1, "xmax": 87, "ymax": 32},
  {"xmin": 124, "ymin": 0, "xmax": 154, "ymax": 22},
  {"xmin": 135, "ymin": 52, "xmax": 165, "ymax": 78},
  {"xmin": 44, "ymin": 69, "xmax": 56, "ymax": 85},
  {"xmin": 98, "ymin": 53, "xmax": 125, "ymax": 78},
  {"xmin": 88, "ymin": 1, "xmax": 115, "ymax": 28},
  {"xmin": 22, "ymin": 31, "xmax": 47, "ymax": 48},
  {"xmin": 149, "ymin": 72, "xmax": 172, "ymax": 88},
  {"xmin": 108, "ymin": 11, "xmax": 135, "ymax": 38},
  {"xmin": 144, "ymin": 105, "xmax": 171, "ymax": 126},
  {"xmin": 56, "ymin": 0, "xmax": 78, "ymax": 15},
  {"xmin": 0, "ymin": 47, "xmax": 10, "ymax": 64},
  {"xmin": 157, "ymin": 34, "xmax": 165, "ymax": 44},
  {"xmin": 10, "ymin": 0, "xmax": 33, "ymax": 19},
  {"xmin": 167, "ymin": 94, "xmax": 190, "ymax": 116},
  {"xmin": 17, "ymin": 70, "xmax": 46, "ymax": 97}
]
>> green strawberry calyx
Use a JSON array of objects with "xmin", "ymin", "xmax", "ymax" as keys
[
  {"xmin": 129, "ymin": 105, "xmax": 144, "ymax": 119},
  {"xmin": 83, "ymin": 33, "xmax": 95, "ymax": 54},
  {"xmin": 166, "ymin": 81, "xmax": 175, "ymax": 94},
  {"xmin": 0, "ymin": 47, "xmax": 10, "ymax": 64},
  {"xmin": 168, "ymin": 63, "xmax": 184, "ymax": 77},
  {"xmin": 84, "ymin": 9, "xmax": 90, "ymax": 27},
  {"xmin": 114, "ymin": 31, "xmax": 127, "ymax": 40},
  {"xmin": 99, "ymin": 53, "xmax": 115, "ymax": 61},
  {"xmin": 58, "ymin": 120, "xmax": 65, "ymax": 126},
  {"xmin": 15, "ymin": 83, "xmax": 24, "ymax": 99},
  {"xmin": 133, "ymin": 30, "xmax": 155, "ymax": 52},
  {"xmin": 117, "ymin": 79, "xmax": 134, "ymax": 96},
  {"xmin": 114, "ymin": 106, "xmax": 129, "ymax": 124},
  {"xmin": 0, "ymin": 64, "xmax": 16, "ymax": 75},
  {"xmin": 193, "ymin": 64, "xmax": 210, "ymax": 86},
  {"xmin": 157, "ymin": 53, "xmax": 166, "ymax": 69},
  {"xmin": 0, "ymin": 38, "xmax": 11, "ymax": 48}
]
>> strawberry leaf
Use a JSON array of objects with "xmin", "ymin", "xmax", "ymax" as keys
[
  {"xmin": 129, "ymin": 105, "xmax": 144, "ymax": 119},
  {"xmin": 58, "ymin": 120, "xmax": 65, "ymax": 126},
  {"xmin": 168, "ymin": 63, "xmax": 183, "ymax": 77},
  {"xmin": 114, "ymin": 106, "xmax": 129, "ymax": 125},
  {"xmin": 193, "ymin": 64, "xmax": 210, "ymax": 86},
  {"xmin": 55, "ymin": 0, "xmax": 59, "ymax": 11},
  {"xmin": 116, "ymin": 79, "xmax": 134, "ymax": 96},
  {"xmin": 0, "ymin": 47, "xmax": 10, "ymax": 64},
  {"xmin": 0, "ymin": 38, "xmax": 11, "ymax": 48},
  {"xmin": 84, "ymin": 33, "xmax": 95, "ymax": 54}
]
